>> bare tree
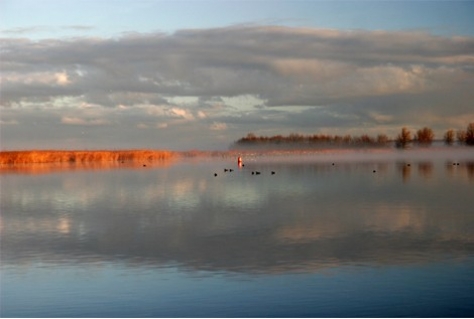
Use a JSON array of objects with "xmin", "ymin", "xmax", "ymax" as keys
[
  {"xmin": 376, "ymin": 134, "xmax": 389, "ymax": 145},
  {"xmin": 415, "ymin": 127, "xmax": 434, "ymax": 146},
  {"xmin": 466, "ymin": 123, "xmax": 474, "ymax": 145},
  {"xmin": 395, "ymin": 127, "xmax": 412, "ymax": 148},
  {"xmin": 457, "ymin": 130, "xmax": 467, "ymax": 144},
  {"xmin": 444, "ymin": 129, "xmax": 455, "ymax": 145}
]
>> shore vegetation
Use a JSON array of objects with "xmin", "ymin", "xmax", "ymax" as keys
[
  {"xmin": 0, "ymin": 150, "xmax": 176, "ymax": 165},
  {"xmin": 2, "ymin": 124, "xmax": 473, "ymax": 166},
  {"xmin": 234, "ymin": 132, "xmax": 391, "ymax": 148},
  {"xmin": 234, "ymin": 123, "xmax": 474, "ymax": 150}
]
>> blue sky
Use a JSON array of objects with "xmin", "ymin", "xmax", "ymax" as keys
[
  {"xmin": 3, "ymin": 1, "xmax": 474, "ymax": 38},
  {"xmin": 1, "ymin": 1, "xmax": 474, "ymax": 150}
]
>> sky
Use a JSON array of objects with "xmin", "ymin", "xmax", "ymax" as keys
[{"xmin": 1, "ymin": 0, "xmax": 474, "ymax": 150}]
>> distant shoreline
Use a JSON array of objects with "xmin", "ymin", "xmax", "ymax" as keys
[{"xmin": 1, "ymin": 145, "xmax": 472, "ymax": 165}]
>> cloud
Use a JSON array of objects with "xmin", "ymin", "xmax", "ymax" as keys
[
  {"xmin": 65, "ymin": 25, "xmax": 95, "ymax": 31},
  {"xmin": 3, "ymin": 26, "xmax": 472, "ymax": 107},
  {"xmin": 210, "ymin": 122, "xmax": 227, "ymax": 131},
  {"xmin": 55, "ymin": 71, "xmax": 71, "ymax": 85},
  {"xmin": 368, "ymin": 112, "xmax": 394, "ymax": 124},
  {"xmin": 0, "ymin": 119, "xmax": 19, "ymax": 125},
  {"xmin": 5, "ymin": 27, "xmax": 474, "ymax": 105},
  {"xmin": 0, "ymin": 26, "xmax": 52, "ymax": 35},
  {"xmin": 1, "ymin": 25, "xmax": 473, "ymax": 149},
  {"xmin": 4, "ymin": 70, "xmax": 71, "ymax": 86},
  {"xmin": 61, "ymin": 116, "xmax": 110, "ymax": 126},
  {"xmin": 168, "ymin": 107, "xmax": 194, "ymax": 120},
  {"xmin": 0, "ymin": 25, "xmax": 94, "ymax": 35}
]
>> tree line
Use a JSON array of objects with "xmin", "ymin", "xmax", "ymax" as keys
[
  {"xmin": 235, "ymin": 132, "xmax": 391, "ymax": 147},
  {"xmin": 395, "ymin": 123, "xmax": 474, "ymax": 148},
  {"xmin": 234, "ymin": 123, "xmax": 474, "ymax": 148}
]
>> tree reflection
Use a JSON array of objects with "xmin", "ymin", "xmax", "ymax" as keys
[
  {"xmin": 466, "ymin": 162, "xmax": 474, "ymax": 181},
  {"xmin": 445, "ymin": 161, "xmax": 474, "ymax": 182},
  {"xmin": 418, "ymin": 162, "xmax": 433, "ymax": 179},
  {"xmin": 398, "ymin": 162, "xmax": 412, "ymax": 182}
]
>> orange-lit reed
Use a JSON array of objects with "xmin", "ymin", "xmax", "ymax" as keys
[{"xmin": 0, "ymin": 150, "xmax": 176, "ymax": 165}]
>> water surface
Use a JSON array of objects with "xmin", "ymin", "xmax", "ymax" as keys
[{"xmin": 2, "ymin": 149, "xmax": 474, "ymax": 317}]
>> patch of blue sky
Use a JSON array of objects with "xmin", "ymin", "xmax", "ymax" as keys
[{"xmin": 2, "ymin": 0, "xmax": 474, "ymax": 40}]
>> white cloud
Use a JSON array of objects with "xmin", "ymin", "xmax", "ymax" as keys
[
  {"xmin": 0, "ymin": 119, "xmax": 19, "ymax": 125},
  {"xmin": 210, "ymin": 122, "xmax": 227, "ymax": 131},
  {"xmin": 3, "ymin": 70, "xmax": 71, "ymax": 86},
  {"xmin": 55, "ymin": 71, "xmax": 70, "ymax": 85},
  {"xmin": 61, "ymin": 116, "xmax": 109, "ymax": 126},
  {"xmin": 169, "ymin": 107, "xmax": 194, "ymax": 120},
  {"xmin": 197, "ymin": 111, "xmax": 207, "ymax": 119},
  {"xmin": 156, "ymin": 123, "xmax": 168, "ymax": 129},
  {"xmin": 368, "ymin": 112, "xmax": 394, "ymax": 124}
]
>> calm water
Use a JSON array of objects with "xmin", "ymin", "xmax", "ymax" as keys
[{"xmin": 1, "ymin": 149, "xmax": 474, "ymax": 317}]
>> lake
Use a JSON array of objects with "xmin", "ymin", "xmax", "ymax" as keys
[{"xmin": 1, "ymin": 148, "xmax": 474, "ymax": 317}]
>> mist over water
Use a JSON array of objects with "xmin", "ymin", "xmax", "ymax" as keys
[{"xmin": 1, "ymin": 148, "xmax": 474, "ymax": 317}]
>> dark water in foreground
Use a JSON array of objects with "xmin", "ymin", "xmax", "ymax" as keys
[{"xmin": 1, "ymin": 149, "xmax": 474, "ymax": 317}]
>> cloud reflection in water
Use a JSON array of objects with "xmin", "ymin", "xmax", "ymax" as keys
[{"xmin": 2, "ymin": 155, "xmax": 474, "ymax": 274}]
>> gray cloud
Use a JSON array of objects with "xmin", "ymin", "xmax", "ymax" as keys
[
  {"xmin": 1, "ymin": 25, "xmax": 474, "ymax": 149},
  {"xmin": 0, "ymin": 25, "xmax": 95, "ymax": 36}
]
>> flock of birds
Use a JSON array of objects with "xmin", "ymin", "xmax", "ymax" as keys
[
  {"xmin": 140, "ymin": 159, "xmax": 460, "ymax": 172},
  {"xmin": 211, "ymin": 159, "xmax": 463, "ymax": 178},
  {"xmin": 213, "ymin": 157, "xmax": 358, "ymax": 177},
  {"xmin": 213, "ymin": 170, "xmax": 276, "ymax": 177},
  {"xmin": 213, "ymin": 160, "xmax": 379, "ymax": 177},
  {"xmin": 213, "ymin": 164, "xmax": 275, "ymax": 177}
]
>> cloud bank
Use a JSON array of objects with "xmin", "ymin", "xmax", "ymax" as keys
[{"xmin": 1, "ymin": 25, "xmax": 474, "ymax": 149}]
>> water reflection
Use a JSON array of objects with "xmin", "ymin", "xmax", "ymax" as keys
[
  {"xmin": 0, "ymin": 159, "xmax": 175, "ymax": 175},
  {"xmin": 445, "ymin": 160, "xmax": 474, "ymax": 182},
  {"xmin": 399, "ymin": 162, "xmax": 412, "ymax": 182},
  {"xmin": 2, "ymin": 156, "xmax": 474, "ymax": 274},
  {"xmin": 418, "ymin": 161, "xmax": 433, "ymax": 179}
]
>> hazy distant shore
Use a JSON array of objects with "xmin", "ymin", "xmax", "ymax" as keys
[{"xmin": 1, "ymin": 145, "xmax": 472, "ymax": 166}]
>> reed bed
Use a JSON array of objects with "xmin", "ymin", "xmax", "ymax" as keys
[{"xmin": 0, "ymin": 150, "xmax": 176, "ymax": 165}]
